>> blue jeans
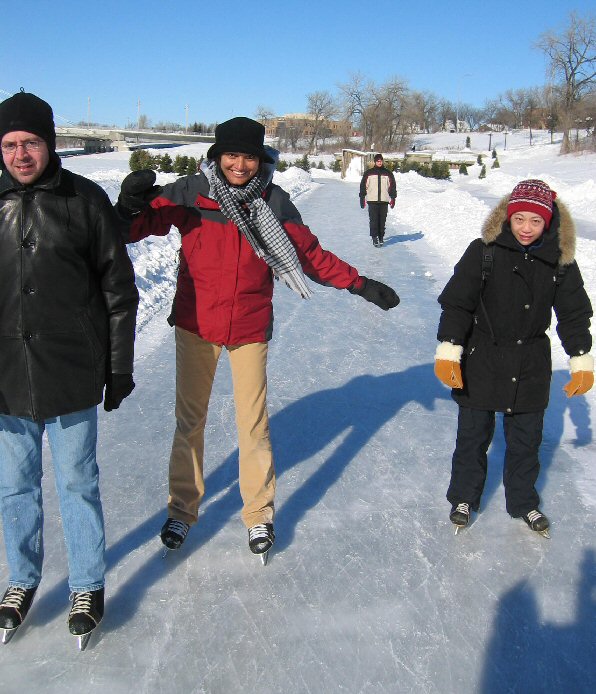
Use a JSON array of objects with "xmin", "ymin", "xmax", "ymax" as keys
[{"xmin": 0, "ymin": 408, "xmax": 105, "ymax": 592}]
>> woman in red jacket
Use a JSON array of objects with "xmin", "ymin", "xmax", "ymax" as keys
[{"xmin": 118, "ymin": 117, "xmax": 399, "ymax": 561}]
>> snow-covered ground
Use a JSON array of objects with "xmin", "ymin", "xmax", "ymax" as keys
[{"xmin": 1, "ymin": 131, "xmax": 595, "ymax": 693}]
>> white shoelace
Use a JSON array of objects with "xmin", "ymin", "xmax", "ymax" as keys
[
  {"xmin": 0, "ymin": 587, "xmax": 28, "ymax": 610},
  {"xmin": 248, "ymin": 524, "xmax": 271, "ymax": 542},
  {"xmin": 526, "ymin": 510, "xmax": 543, "ymax": 523},
  {"xmin": 454, "ymin": 503, "xmax": 470, "ymax": 516},
  {"xmin": 69, "ymin": 592, "xmax": 93, "ymax": 616},
  {"xmin": 166, "ymin": 520, "xmax": 190, "ymax": 539}
]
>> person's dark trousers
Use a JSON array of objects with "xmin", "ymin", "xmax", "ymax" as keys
[
  {"xmin": 368, "ymin": 202, "xmax": 388, "ymax": 240},
  {"xmin": 447, "ymin": 406, "xmax": 543, "ymax": 517},
  {"xmin": 502, "ymin": 409, "xmax": 543, "ymax": 516},
  {"xmin": 447, "ymin": 407, "xmax": 495, "ymax": 512}
]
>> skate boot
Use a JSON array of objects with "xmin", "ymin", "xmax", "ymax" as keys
[
  {"xmin": 522, "ymin": 509, "xmax": 550, "ymax": 538},
  {"xmin": 68, "ymin": 588, "xmax": 104, "ymax": 651},
  {"xmin": 372, "ymin": 236, "xmax": 379, "ymax": 247},
  {"xmin": 449, "ymin": 502, "xmax": 471, "ymax": 535},
  {"xmin": 160, "ymin": 518, "xmax": 190, "ymax": 550},
  {"xmin": 0, "ymin": 586, "xmax": 37, "ymax": 644},
  {"xmin": 248, "ymin": 523, "xmax": 275, "ymax": 565}
]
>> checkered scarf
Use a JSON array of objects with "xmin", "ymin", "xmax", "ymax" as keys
[{"xmin": 205, "ymin": 161, "xmax": 312, "ymax": 299}]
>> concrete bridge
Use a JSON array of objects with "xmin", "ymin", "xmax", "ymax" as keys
[{"xmin": 55, "ymin": 126, "xmax": 215, "ymax": 152}]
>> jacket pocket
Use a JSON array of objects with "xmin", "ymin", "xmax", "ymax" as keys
[{"xmin": 77, "ymin": 310, "xmax": 105, "ymax": 360}]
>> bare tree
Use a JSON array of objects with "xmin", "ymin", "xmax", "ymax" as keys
[
  {"xmin": 255, "ymin": 105, "xmax": 276, "ymax": 123},
  {"xmin": 537, "ymin": 12, "xmax": 596, "ymax": 152},
  {"xmin": 306, "ymin": 90, "xmax": 337, "ymax": 154},
  {"xmin": 338, "ymin": 73, "xmax": 375, "ymax": 149},
  {"xmin": 408, "ymin": 91, "xmax": 440, "ymax": 133}
]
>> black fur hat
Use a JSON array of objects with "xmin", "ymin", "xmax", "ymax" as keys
[
  {"xmin": 207, "ymin": 117, "xmax": 274, "ymax": 163},
  {"xmin": 0, "ymin": 89, "xmax": 56, "ymax": 152}
]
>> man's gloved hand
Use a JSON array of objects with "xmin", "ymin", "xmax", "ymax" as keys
[
  {"xmin": 118, "ymin": 170, "xmax": 162, "ymax": 215},
  {"xmin": 349, "ymin": 277, "xmax": 399, "ymax": 310},
  {"xmin": 360, "ymin": 198, "xmax": 366, "ymax": 209},
  {"xmin": 434, "ymin": 342, "xmax": 464, "ymax": 389},
  {"xmin": 104, "ymin": 374, "xmax": 135, "ymax": 412},
  {"xmin": 563, "ymin": 354, "xmax": 594, "ymax": 397},
  {"xmin": 389, "ymin": 199, "xmax": 395, "ymax": 209}
]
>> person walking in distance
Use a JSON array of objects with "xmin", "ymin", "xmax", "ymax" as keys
[
  {"xmin": 434, "ymin": 179, "xmax": 593, "ymax": 538},
  {"xmin": 0, "ymin": 90, "xmax": 139, "ymax": 648},
  {"xmin": 359, "ymin": 153, "xmax": 396, "ymax": 247},
  {"xmin": 117, "ymin": 117, "xmax": 399, "ymax": 563}
]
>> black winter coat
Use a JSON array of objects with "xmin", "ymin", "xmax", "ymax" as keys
[
  {"xmin": 437, "ymin": 196, "xmax": 592, "ymax": 413},
  {"xmin": 0, "ymin": 161, "xmax": 138, "ymax": 420}
]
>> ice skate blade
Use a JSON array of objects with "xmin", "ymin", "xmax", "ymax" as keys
[
  {"xmin": 2, "ymin": 627, "xmax": 17, "ymax": 644},
  {"xmin": 260, "ymin": 550, "xmax": 269, "ymax": 566},
  {"xmin": 78, "ymin": 632, "xmax": 92, "ymax": 651},
  {"xmin": 538, "ymin": 529, "xmax": 550, "ymax": 539},
  {"xmin": 453, "ymin": 525, "xmax": 466, "ymax": 535}
]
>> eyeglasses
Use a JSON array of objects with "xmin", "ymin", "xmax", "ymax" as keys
[{"xmin": 1, "ymin": 140, "xmax": 43, "ymax": 154}]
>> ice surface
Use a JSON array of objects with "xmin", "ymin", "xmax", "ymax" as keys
[{"xmin": 1, "ymin": 133, "xmax": 595, "ymax": 693}]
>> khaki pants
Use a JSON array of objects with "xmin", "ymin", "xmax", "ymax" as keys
[{"xmin": 168, "ymin": 327, "xmax": 275, "ymax": 528}]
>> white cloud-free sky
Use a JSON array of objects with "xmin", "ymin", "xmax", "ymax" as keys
[{"xmin": 3, "ymin": 1, "xmax": 594, "ymax": 126}]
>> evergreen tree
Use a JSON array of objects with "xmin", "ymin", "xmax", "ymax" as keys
[
  {"xmin": 160, "ymin": 153, "xmax": 173, "ymax": 173},
  {"xmin": 329, "ymin": 158, "xmax": 341, "ymax": 172},
  {"xmin": 492, "ymin": 148, "xmax": 497, "ymax": 159},
  {"xmin": 173, "ymin": 155, "xmax": 189, "ymax": 176},
  {"xmin": 479, "ymin": 164, "xmax": 487, "ymax": 179},
  {"xmin": 431, "ymin": 161, "xmax": 450, "ymax": 180},
  {"xmin": 295, "ymin": 154, "xmax": 310, "ymax": 171},
  {"xmin": 187, "ymin": 157, "xmax": 198, "ymax": 175},
  {"xmin": 317, "ymin": 160, "xmax": 325, "ymax": 169},
  {"xmin": 491, "ymin": 158, "xmax": 500, "ymax": 169},
  {"xmin": 129, "ymin": 149, "xmax": 157, "ymax": 172},
  {"xmin": 465, "ymin": 136, "xmax": 471, "ymax": 148},
  {"xmin": 477, "ymin": 154, "xmax": 483, "ymax": 166},
  {"xmin": 459, "ymin": 163, "xmax": 468, "ymax": 175},
  {"xmin": 276, "ymin": 159, "xmax": 288, "ymax": 172}
]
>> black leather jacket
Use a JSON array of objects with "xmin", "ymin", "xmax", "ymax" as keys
[{"xmin": 0, "ymin": 160, "xmax": 138, "ymax": 419}]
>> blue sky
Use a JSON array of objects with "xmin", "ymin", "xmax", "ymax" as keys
[{"xmin": 4, "ymin": 0, "xmax": 593, "ymax": 127}]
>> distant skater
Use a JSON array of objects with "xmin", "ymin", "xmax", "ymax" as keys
[
  {"xmin": 359, "ymin": 153, "xmax": 396, "ymax": 247},
  {"xmin": 117, "ymin": 117, "xmax": 400, "ymax": 562},
  {"xmin": 434, "ymin": 179, "xmax": 593, "ymax": 537}
]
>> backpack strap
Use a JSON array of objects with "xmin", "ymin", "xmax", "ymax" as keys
[
  {"xmin": 481, "ymin": 244, "xmax": 494, "ymax": 285},
  {"xmin": 479, "ymin": 244, "xmax": 496, "ymax": 343}
]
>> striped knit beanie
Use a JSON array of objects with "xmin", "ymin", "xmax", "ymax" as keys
[{"xmin": 507, "ymin": 179, "xmax": 557, "ymax": 228}]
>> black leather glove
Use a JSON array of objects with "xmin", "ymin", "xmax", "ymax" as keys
[
  {"xmin": 104, "ymin": 374, "xmax": 135, "ymax": 412},
  {"xmin": 118, "ymin": 170, "xmax": 162, "ymax": 215},
  {"xmin": 360, "ymin": 197, "xmax": 366, "ymax": 209},
  {"xmin": 349, "ymin": 277, "xmax": 400, "ymax": 310}
]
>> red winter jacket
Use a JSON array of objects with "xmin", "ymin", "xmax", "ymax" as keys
[{"xmin": 130, "ymin": 172, "xmax": 362, "ymax": 345}]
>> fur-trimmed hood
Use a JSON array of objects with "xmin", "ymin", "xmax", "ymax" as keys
[{"xmin": 481, "ymin": 195, "xmax": 576, "ymax": 266}]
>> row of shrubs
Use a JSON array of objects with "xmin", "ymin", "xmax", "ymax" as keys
[
  {"xmin": 459, "ymin": 157, "xmax": 500, "ymax": 178},
  {"xmin": 129, "ymin": 149, "xmax": 201, "ymax": 175},
  {"xmin": 129, "ymin": 149, "xmax": 343, "ymax": 175},
  {"xmin": 129, "ymin": 149, "xmax": 456, "ymax": 181}
]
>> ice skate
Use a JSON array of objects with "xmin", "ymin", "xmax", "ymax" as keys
[
  {"xmin": 68, "ymin": 588, "xmax": 104, "ymax": 651},
  {"xmin": 160, "ymin": 518, "xmax": 190, "ymax": 555},
  {"xmin": 0, "ymin": 586, "xmax": 37, "ymax": 644},
  {"xmin": 522, "ymin": 510, "xmax": 550, "ymax": 538},
  {"xmin": 248, "ymin": 523, "xmax": 274, "ymax": 565},
  {"xmin": 449, "ymin": 502, "xmax": 471, "ymax": 535}
]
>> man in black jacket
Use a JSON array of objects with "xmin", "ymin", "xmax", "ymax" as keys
[
  {"xmin": 359, "ymin": 153, "xmax": 396, "ymax": 247},
  {"xmin": 0, "ymin": 91, "xmax": 138, "ymax": 648}
]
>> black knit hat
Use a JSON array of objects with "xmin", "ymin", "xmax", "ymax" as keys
[
  {"xmin": 0, "ymin": 89, "xmax": 56, "ymax": 152},
  {"xmin": 207, "ymin": 117, "xmax": 274, "ymax": 163}
]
